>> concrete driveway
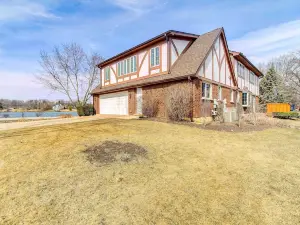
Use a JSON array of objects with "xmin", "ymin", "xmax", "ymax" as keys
[{"xmin": 0, "ymin": 115, "xmax": 137, "ymax": 131}]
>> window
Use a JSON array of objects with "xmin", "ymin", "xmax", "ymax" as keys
[
  {"xmin": 242, "ymin": 92, "xmax": 248, "ymax": 106},
  {"xmin": 150, "ymin": 46, "xmax": 160, "ymax": 67},
  {"xmin": 250, "ymin": 72, "xmax": 254, "ymax": 84},
  {"xmin": 202, "ymin": 82, "xmax": 212, "ymax": 99},
  {"xmin": 218, "ymin": 86, "xmax": 222, "ymax": 100},
  {"xmin": 104, "ymin": 67, "xmax": 110, "ymax": 81},
  {"xmin": 230, "ymin": 90, "xmax": 234, "ymax": 102},
  {"xmin": 117, "ymin": 55, "xmax": 137, "ymax": 76},
  {"xmin": 237, "ymin": 62, "xmax": 245, "ymax": 78}
]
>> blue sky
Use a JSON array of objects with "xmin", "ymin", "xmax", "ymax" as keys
[{"xmin": 0, "ymin": 0, "xmax": 300, "ymax": 100}]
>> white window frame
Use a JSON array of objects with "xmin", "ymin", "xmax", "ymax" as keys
[
  {"xmin": 237, "ymin": 62, "xmax": 245, "ymax": 79},
  {"xmin": 242, "ymin": 92, "xmax": 248, "ymax": 106},
  {"xmin": 150, "ymin": 46, "xmax": 160, "ymax": 67},
  {"xmin": 202, "ymin": 82, "xmax": 212, "ymax": 100},
  {"xmin": 218, "ymin": 86, "xmax": 222, "ymax": 100},
  {"xmin": 104, "ymin": 67, "xmax": 110, "ymax": 81},
  {"xmin": 117, "ymin": 55, "xmax": 137, "ymax": 76},
  {"xmin": 250, "ymin": 71, "xmax": 255, "ymax": 84}
]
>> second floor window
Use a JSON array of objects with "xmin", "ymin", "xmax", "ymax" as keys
[
  {"xmin": 250, "ymin": 72, "xmax": 255, "ymax": 84},
  {"xmin": 237, "ymin": 62, "xmax": 245, "ymax": 79},
  {"xmin": 104, "ymin": 67, "xmax": 110, "ymax": 81},
  {"xmin": 150, "ymin": 47, "xmax": 160, "ymax": 67},
  {"xmin": 117, "ymin": 55, "xmax": 137, "ymax": 76}
]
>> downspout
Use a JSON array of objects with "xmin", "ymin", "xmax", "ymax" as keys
[{"xmin": 165, "ymin": 33, "xmax": 171, "ymax": 74}]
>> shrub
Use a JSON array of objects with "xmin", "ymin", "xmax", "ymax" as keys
[
  {"xmin": 216, "ymin": 101, "xmax": 225, "ymax": 123},
  {"xmin": 243, "ymin": 113, "xmax": 285, "ymax": 127},
  {"xmin": 76, "ymin": 105, "xmax": 85, "ymax": 117},
  {"xmin": 76, "ymin": 104, "xmax": 95, "ymax": 116},
  {"xmin": 201, "ymin": 100, "xmax": 212, "ymax": 126},
  {"xmin": 83, "ymin": 104, "xmax": 95, "ymax": 116},
  {"xmin": 166, "ymin": 84, "xmax": 192, "ymax": 121},
  {"xmin": 142, "ymin": 95, "xmax": 159, "ymax": 118},
  {"xmin": 272, "ymin": 112, "xmax": 299, "ymax": 119},
  {"xmin": 236, "ymin": 102, "xmax": 243, "ymax": 127},
  {"xmin": 68, "ymin": 105, "xmax": 73, "ymax": 111}
]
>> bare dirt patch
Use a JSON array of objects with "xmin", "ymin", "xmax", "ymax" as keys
[{"xmin": 83, "ymin": 141, "xmax": 147, "ymax": 166}]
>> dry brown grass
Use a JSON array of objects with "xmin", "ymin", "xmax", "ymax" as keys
[
  {"xmin": 242, "ymin": 113, "xmax": 286, "ymax": 127},
  {"xmin": 0, "ymin": 119, "xmax": 300, "ymax": 224}
]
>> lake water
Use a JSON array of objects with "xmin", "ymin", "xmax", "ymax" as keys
[{"xmin": 0, "ymin": 111, "xmax": 78, "ymax": 118}]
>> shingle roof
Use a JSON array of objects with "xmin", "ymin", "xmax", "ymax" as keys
[{"xmin": 91, "ymin": 28, "xmax": 222, "ymax": 94}]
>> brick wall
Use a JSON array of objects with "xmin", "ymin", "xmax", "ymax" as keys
[
  {"xmin": 142, "ymin": 79, "xmax": 194, "ymax": 118},
  {"xmin": 199, "ymin": 80, "xmax": 236, "ymax": 117},
  {"xmin": 94, "ymin": 78, "xmax": 237, "ymax": 118}
]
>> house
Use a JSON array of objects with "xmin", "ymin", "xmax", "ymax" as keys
[
  {"xmin": 230, "ymin": 51, "xmax": 263, "ymax": 110},
  {"xmin": 91, "ymin": 27, "xmax": 262, "ymax": 119}
]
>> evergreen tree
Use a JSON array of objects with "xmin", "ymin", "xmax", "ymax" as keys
[{"xmin": 259, "ymin": 66, "xmax": 290, "ymax": 108}]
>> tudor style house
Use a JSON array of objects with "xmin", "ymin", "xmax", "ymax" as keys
[
  {"xmin": 91, "ymin": 28, "xmax": 262, "ymax": 119},
  {"xmin": 230, "ymin": 51, "xmax": 263, "ymax": 109}
]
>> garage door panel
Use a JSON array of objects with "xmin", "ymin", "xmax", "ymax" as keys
[{"xmin": 100, "ymin": 91, "xmax": 128, "ymax": 115}]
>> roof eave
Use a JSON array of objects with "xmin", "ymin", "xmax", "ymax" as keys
[
  {"xmin": 97, "ymin": 30, "xmax": 198, "ymax": 68},
  {"xmin": 230, "ymin": 51, "xmax": 264, "ymax": 77}
]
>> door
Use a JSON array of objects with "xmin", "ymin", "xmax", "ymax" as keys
[
  {"xmin": 136, "ymin": 88, "xmax": 142, "ymax": 114},
  {"xmin": 100, "ymin": 91, "xmax": 128, "ymax": 115}
]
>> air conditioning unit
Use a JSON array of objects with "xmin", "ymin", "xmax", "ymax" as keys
[{"xmin": 211, "ymin": 110, "xmax": 217, "ymax": 116}]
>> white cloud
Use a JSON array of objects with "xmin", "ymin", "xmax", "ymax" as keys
[
  {"xmin": 0, "ymin": 0, "xmax": 57, "ymax": 21},
  {"xmin": 229, "ymin": 20, "xmax": 300, "ymax": 64},
  {"xmin": 109, "ymin": 0, "xmax": 163, "ymax": 15},
  {"xmin": 0, "ymin": 71, "xmax": 66, "ymax": 100}
]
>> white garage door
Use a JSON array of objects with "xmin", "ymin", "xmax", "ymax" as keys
[{"xmin": 100, "ymin": 91, "xmax": 128, "ymax": 115}]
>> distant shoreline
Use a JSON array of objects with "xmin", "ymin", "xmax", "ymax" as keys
[{"xmin": 0, "ymin": 109, "xmax": 77, "ymax": 113}]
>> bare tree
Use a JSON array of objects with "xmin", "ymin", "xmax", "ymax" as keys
[
  {"xmin": 36, "ymin": 43, "xmax": 103, "ymax": 107},
  {"xmin": 236, "ymin": 102, "xmax": 243, "ymax": 128},
  {"xmin": 166, "ymin": 83, "xmax": 192, "ymax": 121},
  {"xmin": 259, "ymin": 51, "xmax": 300, "ymax": 105}
]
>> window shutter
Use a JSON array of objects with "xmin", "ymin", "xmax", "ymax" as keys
[{"xmin": 155, "ymin": 47, "xmax": 159, "ymax": 66}]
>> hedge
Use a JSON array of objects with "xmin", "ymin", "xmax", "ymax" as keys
[{"xmin": 272, "ymin": 112, "xmax": 299, "ymax": 119}]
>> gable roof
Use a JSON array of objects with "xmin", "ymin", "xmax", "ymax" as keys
[
  {"xmin": 92, "ymin": 28, "xmax": 235, "ymax": 94},
  {"xmin": 230, "ymin": 51, "xmax": 263, "ymax": 77}
]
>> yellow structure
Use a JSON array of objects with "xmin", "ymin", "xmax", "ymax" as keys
[{"xmin": 267, "ymin": 103, "xmax": 290, "ymax": 113}]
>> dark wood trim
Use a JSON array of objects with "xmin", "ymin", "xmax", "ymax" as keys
[
  {"xmin": 137, "ymin": 51, "xmax": 148, "ymax": 75},
  {"xmin": 95, "ymin": 73, "xmax": 193, "ymax": 95},
  {"xmin": 169, "ymin": 40, "xmax": 193, "ymax": 71},
  {"xmin": 212, "ymin": 47, "xmax": 214, "ymax": 81},
  {"xmin": 110, "ymin": 66, "xmax": 117, "ymax": 78},
  {"xmin": 159, "ymin": 44, "xmax": 162, "ymax": 73},
  {"xmin": 167, "ymin": 38, "xmax": 171, "ymax": 73},
  {"xmin": 171, "ymin": 39, "xmax": 179, "ymax": 57},
  {"xmin": 201, "ymin": 77, "xmax": 238, "ymax": 90},
  {"xmin": 219, "ymin": 30, "xmax": 238, "ymax": 87}
]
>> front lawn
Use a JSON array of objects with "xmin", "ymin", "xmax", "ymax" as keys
[{"xmin": 0, "ymin": 119, "xmax": 299, "ymax": 224}]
